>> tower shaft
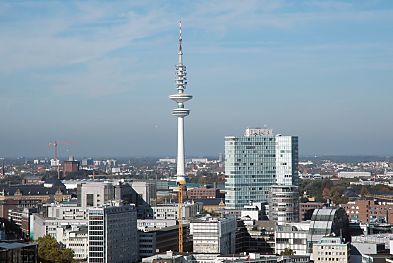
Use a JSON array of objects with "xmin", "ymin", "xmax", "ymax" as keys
[{"xmin": 176, "ymin": 117, "xmax": 185, "ymax": 176}]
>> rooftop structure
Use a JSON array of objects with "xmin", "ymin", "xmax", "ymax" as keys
[{"xmin": 307, "ymin": 207, "xmax": 349, "ymax": 254}]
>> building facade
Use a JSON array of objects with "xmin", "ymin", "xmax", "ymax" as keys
[
  {"xmin": 88, "ymin": 204, "xmax": 138, "ymax": 263},
  {"xmin": 269, "ymin": 185, "xmax": 299, "ymax": 224},
  {"xmin": 225, "ymin": 129, "xmax": 298, "ymax": 209},
  {"xmin": 275, "ymin": 222, "xmax": 309, "ymax": 256},
  {"xmin": 56, "ymin": 225, "xmax": 88, "ymax": 260},
  {"xmin": 187, "ymin": 186, "xmax": 221, "ymax": 199},
  {"xmin": 339, "ymin": 199, "xmax": 393, "ymax": 224},
  {"xmin": 151, "ymin": 202, "xmax": 202, "ymax": 220},
  {"xmin": 275, "ymin": 135, "xmax": 298, "ymax": 186},
  {"xmin": 190, "ymin": 216, "xmax": 236, "ymax": 254},
  {"xmin": 307, "ymin": 207, "xmax": 349, "ymax": 254},
  {"xmin": 312, "ymin": 236, "xmax": 349, "ymax": 263}
]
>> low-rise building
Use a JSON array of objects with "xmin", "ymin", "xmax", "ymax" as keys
[
  {"xmin": 312, "ymin": 236, "xmax": 349, "ymax": 263},
  {"xmin": 0, "ymin": 242, "xmax": 38, "ymax": 263},
  {"xmin": 275, "ymin": 222, "xmax": 310, "ymax": 256},
  {"xmin": 190, "ymin": 216, "xmax": 236, "ymax": 254},
  {"xmin": 152, "ymin": 202, "xmax": 202, "ymax": 220},
  {"xmin": 337, "ymin": 171, "xmax": 371, "ymax": 179},
  {"xmin": 187, "ymin": 187, "xmax": 222, "ymax": 199},
  {"xmin": 339, "ymin": 200, "xmax": 393, "ymax": 224},
  {"xmin": 56, "ymin": 225, "xmax": 88, "ymax": 260}
]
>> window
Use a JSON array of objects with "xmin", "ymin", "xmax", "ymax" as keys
[{"xmin": 86, "ymin": 194, "xmax": 94, "ymax": 207}]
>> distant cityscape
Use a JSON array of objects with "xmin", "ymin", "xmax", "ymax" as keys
[{"xmin": 1, "ymin": 5, "xmax": 393, "ymax": 263}]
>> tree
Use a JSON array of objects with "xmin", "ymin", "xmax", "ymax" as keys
[
  {"xmin": 360, "ymin": 186, "xmax": 369, "ymax": 197},
  {"xmin": 37, "ymin": 235, "xmax": 74, "ymax": 263},
  {"xmin": 280, "ymin": 247, "xmax": 294, "ymax": 256}
]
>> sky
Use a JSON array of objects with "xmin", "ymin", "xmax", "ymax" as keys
[{"xmin": 0, "ymin": 0, "xmax": 392, "ymax": 158}]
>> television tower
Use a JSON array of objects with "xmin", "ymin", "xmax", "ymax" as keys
[{"xmin": 169, "ymin": 21, "xmax": 192, "ymax": 253}]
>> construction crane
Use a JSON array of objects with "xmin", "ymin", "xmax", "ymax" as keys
[
  {"xmin": 49, "ymin": 140, "xmax": 78, "ymax": 179},
  {"xmin": 178, "ymin": 181, "xmax": 184, "ymax": 252}
]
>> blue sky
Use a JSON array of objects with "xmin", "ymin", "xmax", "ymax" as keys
[{"xmin": 0, "ymin": 0, "xmax": 392, "ymax": 158}]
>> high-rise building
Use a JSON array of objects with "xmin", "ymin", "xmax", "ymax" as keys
[
  {"xmin": 269, "ymin": 185, "xmax": 299, "ymax": 223},
  {"xmin": 88, "ymin": 204, "xmax": 138, "ymax": 263},
  {"xmin": 275, "ymin": 135, "xmax": 299, "ymax": 186},
  {"xmin": 225, "ymin": 128, "xmax": 298, "ymax": 209}
]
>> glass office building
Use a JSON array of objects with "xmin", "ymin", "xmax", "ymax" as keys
[{"xmin": 224, "ymin": 128, "xmax": 298, "ymax": 209}]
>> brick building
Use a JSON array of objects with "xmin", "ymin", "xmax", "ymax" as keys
[
  {"xmin": 339, "ymin": 199, "xmax": 393, "ymax": 224},
  {"xmin": 186, "ymin": 187, "xmax": 223, "ymax": 199},
  {"xmin": 299, "ymin": 202, "xmax": 324, "ymax": 221}
]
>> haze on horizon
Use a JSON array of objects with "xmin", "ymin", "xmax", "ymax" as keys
[{"xmin": 0, "ymin": 1, "xmax": 392, "ymax": 158}]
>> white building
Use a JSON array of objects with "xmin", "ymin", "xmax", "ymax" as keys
[
  {"xmin": 137, "ymin": 219, "xmax": 177, "ymax": 230},
  {"xmin": 269, "ymin": 185, "xmax": 299, "ymax": 224},
  {"xmin": 151, "ymin": 202, "xmax": 202, "ymax": 220},
  {"xmin": 79, "ymin": 182, "xmax": 115, "ymax": 208},
  {"xmin": 312, "ymin": 236, "xmax": 349, "ymax": 263},
  {"xmin": 275, "ymin": 222, "xmax": 310, "ymax": 256},
  {"xmin": 30, "ymin": 214, "xmax": 87, "ymax": 240},
  {"xmin": 190, "ymin": 216, "xmax": 236, "ymax": 254},
  {"xmin": 45, "ymin": 203, "xmax": 88, "ymax": 220},
  {"xmin": 56, "ymin": 225, "xmax": 88, "ymax": 260},
  {"xmin": 88, "ymin": 204, "xmax": 138, "ymax": 263},
  {"xmin": 131, "ymin": 181, "xmax": 157, "ymax": 205},
  {"xmin": 337, "ymin": 171, "xmax": 371, "ymax": 179}
]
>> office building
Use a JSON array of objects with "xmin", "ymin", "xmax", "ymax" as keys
[
  {"xmin": 225, "ymin": 128, "xmax": 298, "ymax": 209},
  {"xmin": 275, "ymin": 135, "xmax": 299, "ymax": 186},
  {"xmin": 151, "ymin": 202, "xmax": 202, "ymax": 220},
  {"xmin": 275, "ymin": 222, "xmax": 310, "ymax": 256},
  {"xmin": 56, "ymin": 225, "xmax": 88, "ymax": 260},
  {"xmin": 312, "ymin": 236, "xmax": 349, "ymax": 263},
  {"xmin": 78, "ymin": 182, "xmax": 115, "ymax": 208},
  {"xmin": 7, "ymin": 207, "xmax": 37, "ymax": 239},
  {"xmin": 30, "ymin": 214, "xmax": 87, "ymax": 240},
  {"xmin": 187, "ymin": 186, "xmax": 222, "ymax": 199},
  {"xmin": 88, "ymin": 204, "xmax": 138, "ymax": 263},
  {"xmin": 131, "ymin": 181, "xmax": 157, "ymax": 206},
  {"xmin": 138, "ymin": 224, "xmax": 191, "ymax": 258},
  {"xmin": 269, "ymin": 185, "xmax": 299, "ymax": 224},
  {"xmin": 190, "ymin": 216, "xmax": 236, "ymax": 254}
]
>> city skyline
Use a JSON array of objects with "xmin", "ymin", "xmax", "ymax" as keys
[{"xmin": 1, "ymin": 1, "xmax": 393, "ymax": 157}]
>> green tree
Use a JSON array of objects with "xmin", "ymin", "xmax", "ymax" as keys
[
  {"xmin": 280, "ymin": 247, "xmax": 294, "ymax": 256},
  {"xmin": 38, "ymin": 235, "xmax": 74, "ymax": 263}
]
